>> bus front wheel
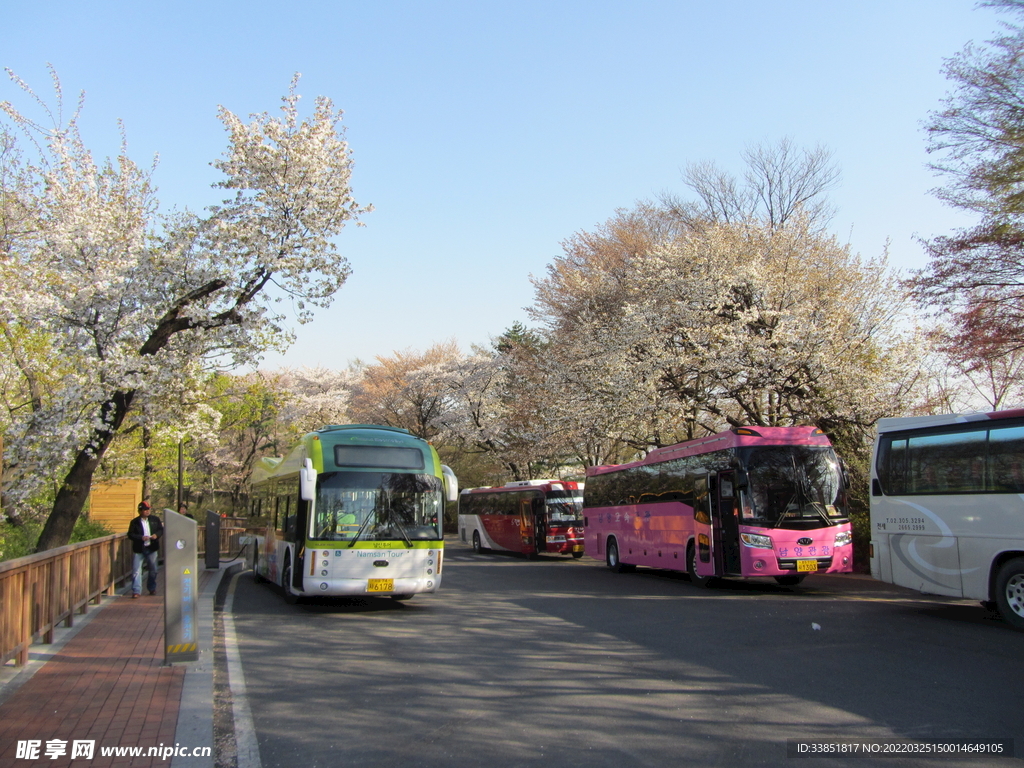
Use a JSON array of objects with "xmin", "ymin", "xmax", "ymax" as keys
[
  {"xmin": 472, "ymin": 531, "xmax": 485, "ymax": 554},
  {"xmin": 606, "ymin": 538, "xmax": 634, "ymax": 573},
  {"xmin": 281, "ymin": 559, "xmax": 300, "ymax": 605},
  {"xmin": 995, "ymin": 557, "xmax": 1024, "ymax": 631},
  {"xmin": 687, "ymin": 542, "xmax": 712, "ymax": 588}
]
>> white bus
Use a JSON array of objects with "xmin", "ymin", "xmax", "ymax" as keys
[
  {"xmin": 869, "ymin": 409, "xmax": 1024, "ymax": 630},
  {"xmin": 248, "ymin": 425, "xmax": 458, "ymax": 603}
]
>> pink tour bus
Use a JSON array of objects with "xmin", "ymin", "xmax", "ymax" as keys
[{"xmin": 584, "ymin": 427, "xmax": 854, "ymax": 585}]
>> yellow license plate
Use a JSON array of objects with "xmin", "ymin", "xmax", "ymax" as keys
[
  {"xmin": 572, "ymin": 545, "xmax": 584, "ymax": 552},
  {"xmin": 366, "ymin": 579, "xmax": 394, "ymax": 592},
  {"xmin": 796, "ymin": 559, "xmax": 818, "ymax": 573}
]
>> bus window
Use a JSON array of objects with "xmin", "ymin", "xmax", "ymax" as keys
[
  {"xmin": 991, "ymin": 426, "xmax": 1024, "ymax": 491},
  {"xmin": 283, "ymin": 497, "xmax": 295, "ymax": 540},
  {"xmin": 908, "ymin": 429, "xmax": 988, "ymax": 493}
]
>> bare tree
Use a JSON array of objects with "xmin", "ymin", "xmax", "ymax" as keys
[
  {"xmin": 662, "ymin": 138, "xmax": 840, "ymax": 232},
  {"xmin": 743, "ymin": 139, "xmax": 840, "ymax": 230}
]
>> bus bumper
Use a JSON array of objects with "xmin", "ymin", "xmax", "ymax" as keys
[
  {"xmin": 741, "ymin": 545, "xmax": 855, "ymax": 576},
  {"xmin": 299, "ymin": 576, "xmax": 442, "ymax": 596}
]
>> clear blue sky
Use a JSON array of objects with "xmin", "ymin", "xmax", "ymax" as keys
[{"xmin": 2, "ymin": 1, "xmax": 1005, "ymax": 369}]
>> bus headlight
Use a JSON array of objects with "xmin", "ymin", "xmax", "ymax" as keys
[
  {"xmin": 834, "ymin": 531, "xmax": 853, "ymax": 548},
  {"xmin": 740, "ymin": 533, "xmax": 773, "ymax": 549}
]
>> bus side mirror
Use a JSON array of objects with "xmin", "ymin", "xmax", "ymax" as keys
[
  {"xmin": 839, "ymin": 458, "xmax": 851, "ymax": 489},
  {"xmin": 300, "ymin": 458, "xmax": 317, "ymax": 501},
  {"xmin": 734, "ymin": 469, "xmax": 749, "ymax": 490},
  {"xmin": 442, "ymin": 465, "xmax": 459, "ymax": 503}
]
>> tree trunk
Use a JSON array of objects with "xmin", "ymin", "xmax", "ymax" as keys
[
  {"xmin": 141, "ymin": 425, "xmax": 154, "ymax": 500},
  {"xmin": 34, "ymin": 390, "xmax": 135, "ymax": 552}
]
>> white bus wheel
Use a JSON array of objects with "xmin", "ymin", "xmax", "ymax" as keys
[{"xmin": 995, "ymin": 558, "xmax": 1024, "ymax": 631}]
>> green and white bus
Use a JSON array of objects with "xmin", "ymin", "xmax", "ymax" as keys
[{"xmin": 248, "ymin": 425, "xmax": 458, "ymax": 603}]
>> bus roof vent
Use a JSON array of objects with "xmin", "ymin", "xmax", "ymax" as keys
[
  {"xmin": 504, "ymin": 479, "xmax": 557, "ymax": 487},
  {"xmin": 317, "ymin": 424, "xmax": 412, "ymax": 435}
]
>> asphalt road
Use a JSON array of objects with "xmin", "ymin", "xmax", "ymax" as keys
[{"xmin": 228, "ymin": 537, "xmax": 1024, "ymax": 767}]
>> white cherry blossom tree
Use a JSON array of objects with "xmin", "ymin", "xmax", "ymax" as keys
[
  {"xmin": 276, "ymin": 365, "xmax": 359, "ymax": 435},
  {"xmin": 530, "ymin": 207, "xmax": 923, "ymax": 475},
  {"xmin": 0, "ymin": 71, "xmax": 370, "ymax": 550}
]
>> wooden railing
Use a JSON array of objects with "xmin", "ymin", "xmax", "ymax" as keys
[
  {"xmin": 197, "ymin": 525, "xmax": 248, "ymax": 561},
  {"xmin": 0, "ymin": 534, "xmax": 132, "ymax": 667},
  {"xmin": 0, "ymin": 524, "xmax": 253, "ymax": 669}
]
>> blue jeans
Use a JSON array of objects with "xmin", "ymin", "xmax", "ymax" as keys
[{"xmin": 132, "ymin": 550, "xmax": 159, "ymax": 595}]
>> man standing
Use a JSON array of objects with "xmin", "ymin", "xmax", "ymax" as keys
[{"xmin": 127, "ymin": 501, "xmax": 163, "ymax": 598}]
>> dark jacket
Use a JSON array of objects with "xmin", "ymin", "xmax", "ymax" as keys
[{"xmin": 127, "ymin": 514, "xmax": 164, "ymax": 554}]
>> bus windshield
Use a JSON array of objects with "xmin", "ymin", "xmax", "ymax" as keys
[
  {"xmin": 546, "ymin": 491, "xmax": 583, "ymax": 523},
  {"xmin": 312, "ymin": 471, "xmax": 443, "ymax": 542},
  {"xmin": 737, "ymin": 446, "xmax": 846, "ymax": 526}
]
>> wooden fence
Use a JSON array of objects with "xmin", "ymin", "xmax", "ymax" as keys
[
  {"xmin": 0, "ymin": 534, "xmax": 132, "ymax": 667},
  {"xmin": 0, "ymin": 521, "xmax": 251, "ymax": 668},
  {"xmin": 198, "ymin": 524, "xmax": 248, "ymax": 563}
]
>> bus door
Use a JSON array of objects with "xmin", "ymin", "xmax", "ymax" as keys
[
  {"xmin": 519, "ymin": 498, "xmax": 536, "ymax": 554},
  {"xmin": 293, "ymin": 497, "xmax": 310, "ymax": 590},
  {"xmin": 693, "ymin": 475, "xmax": 717, "ymax": 577},
  {"xmin": 716, "ymin": 471, "xmax": 742, "ymax": 574},
  {"xmin": 533, "ymin": 495, "xmax": 547, "ymax": 552}
]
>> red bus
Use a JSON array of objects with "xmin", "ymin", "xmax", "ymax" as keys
[
  {"xmin": 458, "ymin": 480, "xmax": 585, "ymax": 558},
  {"xmin": 584, "ymin": 427, "xmax": 854, "ymax": 585}
]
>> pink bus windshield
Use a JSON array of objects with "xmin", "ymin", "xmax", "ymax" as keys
[{"xmin": 735, "ymin": 446, "xmax": 846, "ymax": 525}]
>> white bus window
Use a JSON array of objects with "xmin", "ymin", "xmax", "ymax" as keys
[
  {"xmin": 877, "ymin": 437, "xmax": 908, "ymax": 495},
  {"xmin": 908, "ymin": 429, "xmax": 988, "ymax": 493},
  {"xmin": 990, "ymin": 426, "xmax": 1024, "ymax": 492}
]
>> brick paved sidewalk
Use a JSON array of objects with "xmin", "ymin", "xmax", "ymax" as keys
[{"xmin": 0, "ymin": 570, "xmax": 217, "ymax": 768}]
